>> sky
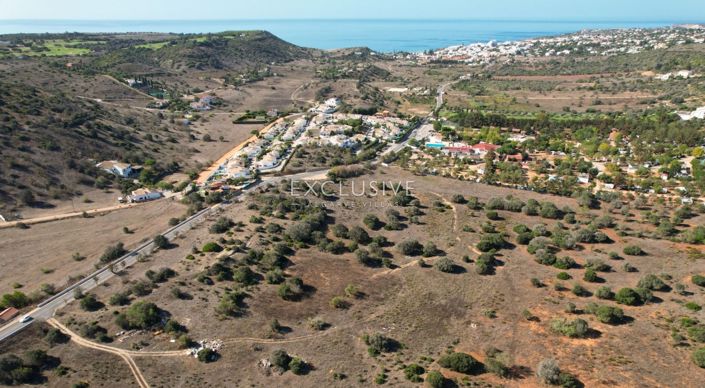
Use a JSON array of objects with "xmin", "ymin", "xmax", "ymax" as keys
[{"xmin": 1, "ymin": 0, "xmax": 704, "ymax": 22}]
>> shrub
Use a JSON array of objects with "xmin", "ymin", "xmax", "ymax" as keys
[
  {"xmin": 403, "ymin": 363, "xmax": 425, "ymax": 382},
  {"xmin": 537, "ymin": 358, "xmax": 560, "ymax": 384},
  {"xmin": 686, "ymin": 302, "xmax": 702, "ymax": 312},
  {"xmin": 476, "ymin": 233, "xmax": 507, "ymax": 252},
  {"xmin": 202, "ymin": 242, "xmax": 223, "ymax": 253},
  {"xmin": 615, "ymin": 288, "xmax": 641, "ymax": 306},
  {"xmin": 557, "ymin": 272, "xmax": 571, "ymax": 280},
  {"xmin": 397, "ymin": 239, "xmax": 423, "ymax": 256},
  {"xmin": 623, "ymin": 245, "xmax": 645, "ymax": 256},
  {"xmin": 209, "ymin": 217, "xmax": 233, "ymax": 234},
  {"xmin": 595, "ymin": 286, "xmax": 613, "ymax": 300},
  {"xmin": 583, "ymin": 268, "xmax": 599, "ymax": 283},
  {"xmin": 363, "ymin": 333, "xmax": 399, "ymax": 356},
  {"xmin": 688, "ymin": 325, "xmax": 705, "ymax": 342},
  {"xmin": 116, "ymin": 301, "xmax": 161, "ymax": 330},
  {"xmin": 435, "ymin": 257, "xmax": 456, "ymax": 273},
  {"xmin": 80, "ymin": 294, "xmax": 102, "ymax": 311},
  {"xmin": 425, "ymin": 370, "xmax": 446, "ymax": 388},
  {"xmin": 693, "ymin": 347, "xmax": 705, "ymax": 368},
  {"xmin": 330, "ymin": 296, "xmax": 348, "ymax": 309},
  {"xmin": 594, "ymin": 305, "xmax": 624, "ymax": 324},
  {"xmin": 516, "ymin": 232, "xmax": 533, "ymax": 245},
  {"xmin": 437, "ymin": 352, "xmax": 483, "ymax": 375},
  {"xmin": 100, "ymin": 242, "xmax": 126, "ymax": 264},
  {"xmin": 363, "ymin": 214, "xmax": 382, "ymax": 230},
  {"xmin": 692, "ymin": 275, "xmax": 705, "ymax": 287},
  {"xmin": 153, "ymin": 235, "xmax": 169, "ymax": 249},
  {"xmin": 550, "ymin": 318, "xmax": 589, "ymax": 338},
  {"xmin": 348, "ymin": 226, "xmax": 371, "ymax": 244},
  {"xmin": 422, "ymin": 242, "xmax": 439, "ymax": 257},
  {"xmin": 637, "ymin": 274, "xmax": 667, "ymax": 291},
  {"xmin": 289, "ymin": 357, "xmax": 308, "ymax": 375},
  {"xmin": 197, "ymin": 348, "xmax": 217, "ymax": 363},
  {"xmin": 486, "ymin": 211, "xmax": 500, "ymax": 220}
]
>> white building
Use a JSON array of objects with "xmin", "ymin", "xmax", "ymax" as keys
[
  {"xmin": 129, "ymin": 188, "xmax": 162, "ymax": 203},
  {"xmin": 96, "ymin": 160, "xmax": 133, "ymax": 178}
]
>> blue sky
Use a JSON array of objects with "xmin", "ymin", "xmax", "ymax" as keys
[{"xmin": 1, "ymin": 0, "xmax": 704, "ymax": 21}]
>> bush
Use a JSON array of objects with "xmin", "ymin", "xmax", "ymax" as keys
[
  {"xmin": 692, "ymin": 275, "xmax": 705, "ymax": 287},
  {"xmin": 197, "ymin": 348, "xmax": 217, "ymax": 363},
  {"xmin": 79, "ymin": 294, "xmax": 102, "ymax": 311},
  {"xmin": 289, "ymin": 357, "xmax": 308, "ymax": 375},
  {"xmin": 437, "ymin": 352, "xmax": 483, "ymax": 375},
  {"xmin": 349, "ymin": 226, "xmax": 371, "ymax": 245},
  {"xmin": 595, "ymin": 286, "xmax": 613, "ymax": 300},
  {"xmin": 536, "ymin": 358, "xmax": 560, "ymax": 385},
  {"xmin": 486, "ymin": 211, "xmax": 500, "ymax": 220},
  {"xmin": 363, "ymin": 333, "xmax": 399, "ymax": 356},
  {"xmin": 209, "ymin": 217, "xmax": 233, "ymax": 234},
  {"xmin": 435, "ymin": 257, "xmax": 456, "ymax": 273},
  {"xmin": 615, "ymin": 288, "xmax": 641, "ymax": 306},
  {"xmin": 100, "ymin": 242, "xmax": 126, "ymax": 264},
  {"xmin": 637, "ymin": 274, "xmax": 667, "ymax": 291},
  {"xmin": 397, "ymin": 239, "xmax": 423, "ymax": 256},
  {"xmin": 425, "ymin": 370, "xmax": 446, "ymax": 388},
  {"xmin": 403, "ymin": 363, "xmax": 425, "ymax": 382},
  {"xmin": 623, "ymin": 245, "xmax": 645, "ymax": 256},
  {"xmin": 693, "ymin": 347, "xmax": 705, "ymax": 368},
  {"xmin": 115, "ymin": 301, "xmax": 161, "ymax": 330},
  {"xmin": 423, "ymin": 242, "xmax": 439, "ymax": 257},
  {"xmin": 594, "ymin": 305, "xmax": 624, "ymax": 324},
  {"xmin": 557, "ymin": 272, "xmax": 571, "ymax": 280},
  {"xmin": 202, "ymin": 242, "xmax": 223, "ymax": 253},
  {"xmin": 550, "ymin": 318, "xmax": 589, "ymax": 338},
  {"xmin": 153, "ymin": 235, "xmax": 169, "ymax": 249},
  {"xmin": 583, "ymin": 268, "xmax": 598, "ymax": 283}
]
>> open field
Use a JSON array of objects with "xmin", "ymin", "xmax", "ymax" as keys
[
  {"xmin": 0, "ymin": 198, "xmax": 186, "ymax": 295},
  {"xmin": 31, "ymin": 167, "xmax": 705, "ymax": 387}
]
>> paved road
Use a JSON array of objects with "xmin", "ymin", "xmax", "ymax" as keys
[
  {"xmin": 0, "ymin": 168, "xmax": 331, "ymax": 343},
  {"xmin": 0, "ymin": 77, "xmax": 460, "ymax": 343},
  {"xmin": 0, "ymin": 202, "xmax": 215, "ymax": 342}
]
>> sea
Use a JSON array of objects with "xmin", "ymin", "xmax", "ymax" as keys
[{"xmin": 0, "ymin": 19, "xmax": 686, "ymax": 52}]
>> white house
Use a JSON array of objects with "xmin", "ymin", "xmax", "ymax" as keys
[
  {"xmin": 129, "ymin": 188, "xmax": 162, "ymax": 203},
  {"xmin": 96, "ymin": 160, "xmax": 133, "ymax": 178}
]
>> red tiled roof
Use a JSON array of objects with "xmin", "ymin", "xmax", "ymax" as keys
[
  {"xmin": 472, "ymin": 143, "xmax": 499, "ymax": 151},
  {"xmin": 0, "ymin": 307, "xmax": 19, "ymax": 322}
]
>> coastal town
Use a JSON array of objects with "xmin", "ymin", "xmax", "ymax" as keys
[{"xmin": 417, "ymin": 25, "xmax": 705, "ymax": 64}]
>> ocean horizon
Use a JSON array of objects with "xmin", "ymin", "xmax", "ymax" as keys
[{"xmin": 0, "ymin": 19, "xmax": 695, "ymax": 52}]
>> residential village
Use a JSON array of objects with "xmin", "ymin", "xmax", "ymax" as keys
[
  {"xmin": 414, "ymin": 25, "xmax": 705, "ymax": 65},
  {"xmin": 399, "ymin": 119, "xmax": 705, "ymax": 205}
]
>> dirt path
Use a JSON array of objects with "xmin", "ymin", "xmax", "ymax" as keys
[
  {"xmin": 0, "ymin": 197, "xmax": 175, "ymax": 229},
  {"xmin": 430, "ymin": 192, "xmax": 458, "ymax": 234},
  {"xmin": 47, "ymin": 318, "xmax": 152, "ymax": 388}
]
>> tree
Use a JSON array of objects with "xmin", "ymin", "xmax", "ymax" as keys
[
  {"xmin": 80, "ymin": 294, "xmax": 102, "ymax": 311},
  {"xmin": 289, "ymin": 357, "xmax": 308, "ymax": 375},
  {"xmin": 100, "ymin": 242, "xmax": 126, "ymax": 264},
  {"xmin": 153, "ymin": 235, "xmax": 169, "ymax": 249},
  {"xmin": 437, "ymin": 352, "xmax": 483, "ymax": 375},
  {"xmin": 115, "ymin": 301, "xmax": 161, "ymax": 330}
]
